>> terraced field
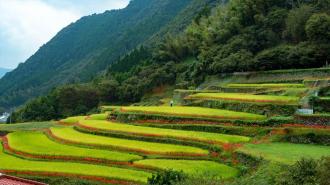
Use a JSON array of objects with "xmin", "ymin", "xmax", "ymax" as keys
[
  {"xmin": 88, "ymin": 113, "xmax": 109, "ymax": 120},
  {"xmin": 226, "ymin": 83, "xmax": 305, "ymax": 88},
  {"xmin": 5, "ymin": 131, "xmax": 142, "ymax": 162},
  {"xmin": 0, "ymin": 145, "xmax": 151, "ymax": 184},
  {"xmin": 49, "ymin": 127, "xmax": 209, "ymax": 156},
  {"xmin": 1, "ymin": 72, "xmax": 330, "ymax": 184},
  {"xmin": 238, "ymin": 143, "xmax": 330, "ymax": 164},
  {"xmin": 186, "ymin": 93, "xmax": 300, "ymax": 104},
  {"xmin": 77, "ymin": 120, "xmax": 250, "ymax": 144},
  {"xmin": 119, "ymin": 106, "xmax": 266, "ymax": 120},
  {"xmin": 59, "ymin": 116, "xmax": 87, "ymax": 124},
  {"xmin": 134, "ymin": 159, "xmax": 238, "ymax": 179}
]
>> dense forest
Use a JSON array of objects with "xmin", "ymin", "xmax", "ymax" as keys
[
  {"xmin": 10, "ymin": 0, "xmax": 330, "ymax": 123},
  {"xmin": 0, "ymin": 0, "xmax": 216, "ymax": 110}
]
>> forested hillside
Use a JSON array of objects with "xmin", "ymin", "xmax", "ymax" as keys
[
  {"xmin": 0, "ymin": 68, "xmax": 10, "ymax": 78},
  {"xmin": 10, "ymin": 0, "xmax": 330, "ymax": 123},
  {"xmin": 0, "ymin": 0, "xmax": 216, "ymax": 109}
]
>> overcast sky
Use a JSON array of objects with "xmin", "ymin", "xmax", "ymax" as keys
[{"xmin": 0, "ymin": 0, "xmax": 129, "ymax": 69}]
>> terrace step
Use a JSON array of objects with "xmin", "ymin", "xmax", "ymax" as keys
[
  {"xmin": 4, "ymin": 131, "xmax": 142, "ymax": 164},
  {"xmin": 112, "ymin": 106, "xmax": 266, "ymax": 123},
  {"xmin": 76, "ymin": 120, "xmax": 250, "ymax": 145},
  {"xmin": 48, "ymin": 127, "xmax": 210, "ymax": 157},
  {"xmin": 0, "ymin": 144, "xmax": 151, "ymax": 184}
]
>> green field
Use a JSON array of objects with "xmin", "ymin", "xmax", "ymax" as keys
[
  {"xmin": 78, "ymin": 120, "xmax": 250, "ymax": 144},
  {"xmin": 59, "ymin": 116, "xmax": 87, "ymax": 124},
  {"xmin": 238, "ymin": 143, "xmax": 330, "ymax": 164},
  {"xmin": 88, "ymin": 114, "xmax": 108, "ymax": 120},
  {"xmin": 226, "ymin": 83, "xmax": 305, "ymax": 88},
  {"xmin": 7, "ymin": 131, "xmax": 142, "ymax": 162},
  {"xmin": 187, "ymin": 93, "xmax": 299, "ymax": 105},
  {"xmin": 0, "ymin": 122, "xmax": 58, "ymax": 131},
  {"xmin": 120, "ymin": 106, "xmax": 266, "ymax": 120},
  {"xmin": 50, "ymin": 127, "xmax": 209, "ymax": 156},
  {"xmin": 0, "ymin": 145, "xmax": 150, "ymax": 183},
  {"xmin": 134, "ymin": 159, "xmax": 238, "ymax": 179}
]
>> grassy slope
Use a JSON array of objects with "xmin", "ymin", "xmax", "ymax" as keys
[
  {"xmin": 121, "ymin": 106, "xmax": 266, "ymax": 120},
  {"xmin": 88, "ymin": 114, "xmax": 108, "ymax": 120},
  {"xmin": 79, "ymin": 120, "xmax": 250, "ymax": 143},
  {"xmin": 59, "ymin": 116, "xmax": 87, "ymax": 124},
  {"xmin": 238, "ymin": 142, "xmax": 330, "ymax": 164},
  {"xmin": 187, "ymin": 93, "xmax": 299, "ymax": 104},
  {"xmin": 50, "ymin": 127, "xmax": 208, "ymax": 155},
  {"xmin": 0, "ymin": 122, "xmax": 58, "ymax": 132},
  {"xmin": 135, "ymin": 159, "xmax": 238, "ymax": 179},
  {"xmin": 7, "ymin": 131, "xmax": 142, "ymax": 162},
  {"xmin": 0, "ymin": 145, "xmax": 150, "ymax": 183}
]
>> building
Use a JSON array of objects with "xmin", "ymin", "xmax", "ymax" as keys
[
  {"xmin": 0, "ymin": 173, "xmax": 47, "ymax": 185},
  {"xmin": 0, "ymin": 112, "xmax": 9, "ymax": 123}
]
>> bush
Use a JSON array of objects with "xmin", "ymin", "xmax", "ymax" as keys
[
  {"xmin": 280, "ymin": 132, "xmax": 330, "ymax": 146},
  {"xmin": 174, "ymin": 176, "xmax": 220, "ymax": 185},
  {"xmin": 310, "ymin": 96, "xmax": 330, "ymax": 113},
  {"xmin": 148, "ymin": 170, "xmax": 186, "ymax": 185},
  {"xmin": 278, "ymin": 158, "xmax": 330, "ymax": 185}
]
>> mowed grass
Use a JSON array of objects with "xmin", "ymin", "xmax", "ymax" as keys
[
  {"xmin": 7, "ymin": 131, "xmax": 142, "ymax": 162},
  {"xmin": 79, "ymin": 120, "xmax": 250, "ymax": 144},
  {"xmin": 134, "ymin": 159, "xmax": 238, "ymax": 179},
  {"xmin": 50, "ymin": 127, "xmax": 208, "ymax": 155},
  {"xmin": 0, "ymin": 145, "xmax": 150, "ymax": 183},
  {"xmin": 226, "ymin": 83, "xmax": 305, "ymax": 88},
  {"xmin": 0, "ymin": 122, "xmax": 58, "ymax": 132},
  {"xmin": 238, "ymin": 143, "xmax": 330, "ymax": 164},
  {"xmin": 187, "ymin": 93, "xmax": 300, "ymax": 105},
  {"xmin": 59, "ymin": 116, "xmax": 86, "ymax": 124},
  {"xmin": 120, "ymin": 106, "xmax": 266, "ymax": 120}
]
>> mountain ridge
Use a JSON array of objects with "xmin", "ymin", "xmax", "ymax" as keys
[
  {"xmin": 0, "ymin": 68, "xmax": 11, "ymax": 79},
  {"xmin": 0, "ymin": 0, "xmax": 213, "ymax": 109}
]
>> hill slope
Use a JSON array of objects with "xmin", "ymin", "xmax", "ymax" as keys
[
  {"xmin": 0, "ymin": 68, "xmax": 11, "ymax": 78},
  {"xmin": 0, "ymin": 0, "xmax": 215, "ymax": 109}
]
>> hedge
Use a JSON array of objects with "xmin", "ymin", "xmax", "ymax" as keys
[
  {"xmin": 310, "ymin": 96, "xmax": 330, "ymax": 113},
  {"xmin": 294, "ymin": 114, "xmax": 330, "ymax": 126}
]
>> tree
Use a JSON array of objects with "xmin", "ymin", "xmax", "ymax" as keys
[
  {"xmin": 284, "ymin": 5, "xmax": 314, "ymax": 43},
  {"xmin": 305, "ymin": 13, "xmax": 330, "ymax": 43}
]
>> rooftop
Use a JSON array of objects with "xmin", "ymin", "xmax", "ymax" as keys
[{"xmin": 0, "ymin": 173, "xmax": 47, "ymax": 185}]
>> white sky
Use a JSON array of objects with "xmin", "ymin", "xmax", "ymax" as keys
[{"xmin": 0, "ymin": 0, "xmax": 129, "ymax": 69}]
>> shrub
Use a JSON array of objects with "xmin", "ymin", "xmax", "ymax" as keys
[
  {"xmin": 148, "ymin": 170, "xmax": 186, "ymax": 185},
  {"xmin": 278, "ymin": 158, "xmax": 330, "ymax": 185},
  {"xmin": 309, "ymin": 96, "xmax": 330, "ymax": 113}
]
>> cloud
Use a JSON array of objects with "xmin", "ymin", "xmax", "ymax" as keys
[{"xmin": 0, "ymin": 0, "xmax": 129, "ymax": 69}]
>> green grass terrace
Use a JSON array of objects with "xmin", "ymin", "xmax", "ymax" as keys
[
  {"xmin": 134, "ymin": 159, "xmax": 239, "ymax": 179},
  {"xmin": 118, "ymin": 106, "xmax": 266, "ymax": 121},
  {"xmin": 186, "ymin": 93, "xmax": 300, "ymax": 105},
  {"xmin": 225, "ymin": 83, "xmax": 305, "ymax": 88},
  {"xmin": 237, "ymin": 142, "xmax": 330, "ymax": 164},
  {"xmin": 0, "ymin": 145, "xmax": 151, "ymax": 184},
  {"xmin": 49, "ymin": 127, "xmax": 209, "ymax": 157},
  {"xmin": 59, "ymin": 116, "xmax": 87, "ymax": 124},
  {"xmin": 77, "ymin": 120, "xmax": 250, "ymax": 144},
  {"xmin": 5, "ymin": 131, "xmax": 143, "ymax": 163}
]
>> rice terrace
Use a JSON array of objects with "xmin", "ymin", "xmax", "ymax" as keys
[
  {"xmin": 0, "ymin": 67, "xmax": 329, "ymax": 184},
  {"xmin": 0, "ymin": 0, "xmax": 330, "ymax": 185}
]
